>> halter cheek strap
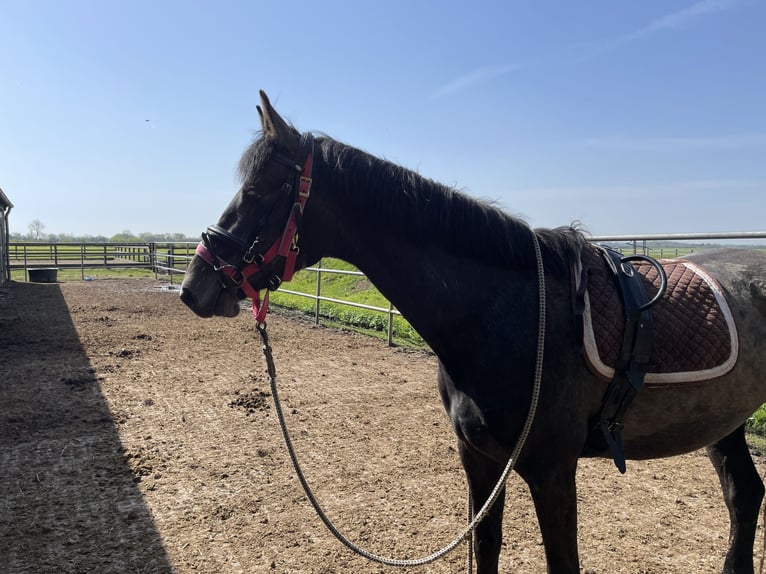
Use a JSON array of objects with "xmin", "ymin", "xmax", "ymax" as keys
[
  {"xmin": 195, "ymin": 134, "xmax": 314, "ymax": 323},
  {"xmin": 278, "ymin": 149, "xmax": 313, "ymax": 282}
]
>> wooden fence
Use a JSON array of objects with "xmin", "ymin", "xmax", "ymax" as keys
[
  {"xmin": 0, "ymin": 190, "xmax": 12, "ymax": 285},
  {"xmin": 8, "ymin": 241, "xmax": 197, "ymax": 281}
]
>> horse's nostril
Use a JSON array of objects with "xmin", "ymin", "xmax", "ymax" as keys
[{"xmin": 179, "ymin": 288, "xmax": 196, "ymax": 309}]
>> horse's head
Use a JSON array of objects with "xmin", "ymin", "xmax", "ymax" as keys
[{"xmin": 180, "ymin": 91, "xmax": 315, "ymax": 319}]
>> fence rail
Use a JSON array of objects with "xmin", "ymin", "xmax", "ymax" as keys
[
  {"xmin": 589, "ymin": 231, "xmax": 766, "ymax": 257},
  {"xmin": 10, "ymin": 232, "xmax": 766, "ymax": 345},
  {"xmin": 279, "ymin": 262, "xmax": 402, "ymax": 345},
  {"xmin": 8, "ymin": 241, "xmax": 198, "ymax": 282}
]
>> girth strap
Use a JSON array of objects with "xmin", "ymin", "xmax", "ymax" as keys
[{"xmin": 590, "ymin": 248, "xmax": 666, "ymax": 473}]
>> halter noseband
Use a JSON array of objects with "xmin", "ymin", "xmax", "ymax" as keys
[{"xmin": 195, "ymin": 133, "xmax": 314, "ymax": 323}]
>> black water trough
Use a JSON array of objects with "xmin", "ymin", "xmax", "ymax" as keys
[{"xmin": 28, "ymin": 268, "xmax": 59, "ymax": 283}]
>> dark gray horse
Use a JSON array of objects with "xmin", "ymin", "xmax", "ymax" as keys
[{"xmin": 180, "ymin": 91, "xmax": 766, "ymax": 573}]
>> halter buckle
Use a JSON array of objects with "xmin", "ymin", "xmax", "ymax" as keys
[
  {"xmin": 267, "ymin": 275, "xmax": 282, "ymax": 291},
  {"xmin": 230, "ymin": 269, "xmax": 244, "ymax": 287},
  {"xmin": 243, "ymin": 242, "xmax": 264, "ymax": 264}
]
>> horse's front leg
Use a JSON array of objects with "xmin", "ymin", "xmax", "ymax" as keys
[
  {"xmin": 522, "ymin": 460, "xmax": 580, "ymax": 574},
  {"xmin": 458, "ymin": 440, "xmax": 507, "ymax": 574}
]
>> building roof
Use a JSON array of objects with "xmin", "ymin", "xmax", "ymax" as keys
[{"xmin": 0, "ymin": 187, "xmax": 12, "ymax": 210}]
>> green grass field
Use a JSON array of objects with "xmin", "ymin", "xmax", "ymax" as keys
[
  {"xmin": 269, "ymin": 258, "xmax": 425, "ymax": 347},
  {"xmin": 746, "ymin": 405, "xmax": 766, "ymax": 438}
]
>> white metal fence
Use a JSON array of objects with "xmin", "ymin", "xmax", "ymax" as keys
[
  {"xmin": 279, "ymin": 260, "xmax": 403, "ymax": 344},
  {"xmin": 11, "ymin": 232, "xmax": 766, "ymax": 346}
]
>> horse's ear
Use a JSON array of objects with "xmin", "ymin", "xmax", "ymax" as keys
[{"xmin": 258, "ymin": 90, "xmax": 298, "ymax": 152}]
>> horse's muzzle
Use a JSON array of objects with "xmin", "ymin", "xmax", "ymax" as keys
[
  {"xmin": 180, "ymin": 284, "xmax": 241, "ymax": 318},
  {"xmin": 180, "ymin": 258, "xmax": 243, "ymax": 318},
  {"xmin": 179, "ymin": 287, "xmax": 208, "ymax": 317}
]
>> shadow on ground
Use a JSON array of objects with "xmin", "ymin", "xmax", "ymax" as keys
[{"xmin": 0, "ymin": 281, "xmax": 175, "ymax": 574}]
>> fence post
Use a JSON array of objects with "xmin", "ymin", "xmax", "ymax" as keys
[
  {"xmin": 315, "ymin": 260, "xmax": 322, "ymax": 325},
  {"xmin": 387, "ymin": 302, "xmax": 394, "ymax": 347},
  {"xmin": 151, "ymin": 243, "xmax": 158, "ymax": 279},
  {"xmin": 23, "ymin": 245, "xmax": 28, "ymax": 282},
  {"xmin": 169, "ymin": 244, "xmax": 175, "ymax": 285},
  {"xmin": 81, "ymin": 244, "xmax": 85, "ymax": 280}
]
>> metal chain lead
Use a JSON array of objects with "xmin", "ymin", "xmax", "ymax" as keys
[{"xmin": 255, "ymin": 230, "xmax": 547, "ymax": 569}]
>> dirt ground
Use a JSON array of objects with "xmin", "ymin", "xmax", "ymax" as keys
[{"xmin": 1, "ymin": 278, "xmax": 764, "ymax": 574}]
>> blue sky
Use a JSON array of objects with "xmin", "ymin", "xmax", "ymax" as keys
[{"xmin": 1, "ymin": 0, "xmax": 764, "ymax": 238}]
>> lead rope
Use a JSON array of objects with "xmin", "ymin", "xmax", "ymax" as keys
[{"xmin": 255, "ymin": 231, "xmax": 546, "ymax": 569}]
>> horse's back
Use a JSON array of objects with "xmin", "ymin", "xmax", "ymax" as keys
[
  {"xmin": 620, "ymin": 248, "xmax": 766, "ymax": 458},
  {"xmin": 684, "ymin": 248, "xmax": 766, "ymax": 305},
  {"xmin": 684, "ymin": 248, "xmax": 766, "ymax": 341}
]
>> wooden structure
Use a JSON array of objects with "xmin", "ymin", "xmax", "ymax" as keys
[{"xmin": 0, "ymin": 187, "xmax": 13, "ymax": 285}]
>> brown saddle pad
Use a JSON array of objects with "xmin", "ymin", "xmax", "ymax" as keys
[{"xmin": 579, "ymin": 246, "xmax": 738, "ymax": 386}]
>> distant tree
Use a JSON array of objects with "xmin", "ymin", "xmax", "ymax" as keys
[
  {"xmin": 109, "ymin": 230, "xmax": 138, "ymax": 242},
  {"xmin": 28, "ymin": 219, "xmax": 46, "ymax": 240}
]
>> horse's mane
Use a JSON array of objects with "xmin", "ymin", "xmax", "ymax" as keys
[
  {"xmin": 314, "ymin": 137, "xmax": 588, "ymax": 273},
  {"xmin": 238, "ymin": 132, "xmax": 275, "ymax": 182},
  {"xmin": 237, "ymin": 132, "xmax": 588, "ymax": 273}
]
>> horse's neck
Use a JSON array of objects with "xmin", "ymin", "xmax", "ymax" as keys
[
  {"xmin": 350, "ymin": 233, "xmax": 542, "ymax": 367},
  {"xmin": 312, "ymin": 207, "xmax": 533, "ymax": 359}
]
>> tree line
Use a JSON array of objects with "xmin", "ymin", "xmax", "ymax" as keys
[{"xmin": 11, "ymin": 225, "xmax": 197, "ymax": 244}]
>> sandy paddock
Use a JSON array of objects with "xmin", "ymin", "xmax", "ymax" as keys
[{"xmin": 1, "ymin": 278, "xmax": 763, "ymax": 573}]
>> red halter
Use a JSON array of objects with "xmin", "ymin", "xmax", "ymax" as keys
[{"xmin": 195, "ymin": 135, "xmax": 314, "ymax": 323}]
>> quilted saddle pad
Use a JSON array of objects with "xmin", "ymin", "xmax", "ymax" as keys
[{"xmin": 579, "ymin": 246, "xmax": 739, "ymax": 386}]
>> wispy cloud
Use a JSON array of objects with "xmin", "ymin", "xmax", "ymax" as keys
[
  {"xmin": 632, "ymin": 0, "xmax": 740, "ymax": 39},
  {"xmin": 578, "ymin": 133, "xmax": 766, "ymax": 152},
  {"xmin": 431, "ymin": 1, "xmax": 744, "ymax": 99},
  {"xmin": 430, "ymin": 63, "xmax": 525, "ymax": 100},
  {"xmin": 567, "ymin": 0, "xmax": 743, "ymax": 62}
]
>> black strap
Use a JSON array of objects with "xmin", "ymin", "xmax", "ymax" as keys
[{"xmin": 593, "ymin": 248, "xmax": 662, "ymax": 473}]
